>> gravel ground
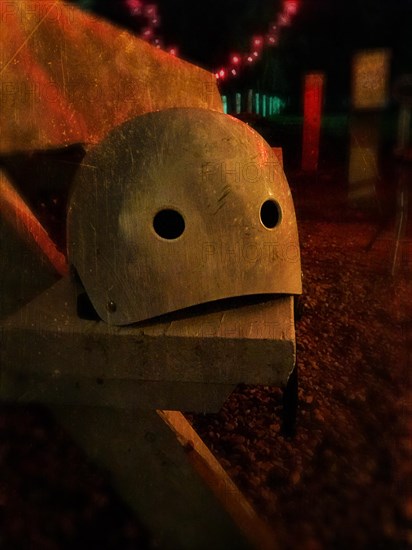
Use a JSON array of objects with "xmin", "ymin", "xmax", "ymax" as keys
[
  {"xmin": 191, "ymin": 218, "xmax": 411, "ymax": 549},
  {"xmin": 0, "ymin": 214, "xmax": 410, "ymax": 548}
]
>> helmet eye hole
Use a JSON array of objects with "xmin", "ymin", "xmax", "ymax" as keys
[
  {"xmin": 153, "ymin": 209, "xmax": 185, "ymax": 240},
  {"xmin": 260, "ymin": 199, "xmax": 281, "ymax": 229}
]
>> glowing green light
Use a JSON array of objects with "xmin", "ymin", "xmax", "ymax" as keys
[
  {"xmin": 222, "ymin": 95, "xmax": 228, "ymax": 114},
  {"xmin": 235, "ymin": 93, "xmax": 241, "ymax": 114},
  {"xmin": 255, "ymin": 92, "xmax": 260, "ymax": 115},
  {"xmin": 247, "ymin": 89, "xmax": 253, "ymax": 113}
]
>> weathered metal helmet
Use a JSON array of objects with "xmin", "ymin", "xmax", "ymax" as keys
[{"xmin": 68, "ymin": 108, "xmax": 301, "ymax": 325}]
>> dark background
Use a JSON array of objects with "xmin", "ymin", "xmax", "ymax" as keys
[{"xmin": 72, "ymin": 0, "xmax": 412, "ymax": 111}]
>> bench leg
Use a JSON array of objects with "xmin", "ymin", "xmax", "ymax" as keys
[
  {"xmin": 281, "ymin": 364, "xmax": 298, "ymax": 437},
  {"xmin": 52, "ymin": 406, "xmax": 253, "ymax": 550}
]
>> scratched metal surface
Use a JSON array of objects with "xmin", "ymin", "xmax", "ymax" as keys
[{"xmin": 68, "ymin": 108, "xmax": 302, "ymax": 325}]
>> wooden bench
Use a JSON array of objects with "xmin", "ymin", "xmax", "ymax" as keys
[{"xmin": 1, "ymin": 274, "xmax": 296, "ymax": 549}]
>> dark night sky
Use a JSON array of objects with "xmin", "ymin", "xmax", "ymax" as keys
[{"xmin": 77, "ymin": 0, "xmax": 412, "ymax": 108}]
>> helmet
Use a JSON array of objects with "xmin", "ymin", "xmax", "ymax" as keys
[{"xmin": 67, "ymin": 108, "xmax": 301, "ymax": 325}]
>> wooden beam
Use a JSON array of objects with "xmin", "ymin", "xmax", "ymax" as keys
[
  {"xmin": 1, "ymin": 183, "xmax": 287, "ymax": 548},
  {"xmin": 0, "ymin": 170, "xmax": 67, "ymax": 276},
  {"xmin": 160, "ymin": 410, "xmax": 278, "ymax": 550}
]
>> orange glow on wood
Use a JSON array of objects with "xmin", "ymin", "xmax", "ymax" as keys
[
  {"xmin": 0, "ymin": 171, "xmax": 68, "ymax": 276},
  {"xmin": 272, "ymin": 147, "xmax": 284, "ymax": 168},
  {"xmin": 159, "ymin": 410, "xmax": 277, "ymax": 550},
  {"xmin": 0, "ymin": 0, "xmax": 222, "ymax": 153},
  {"xmin": 302, "ymin": 73, "xmax": 324, "ymax": 172}
]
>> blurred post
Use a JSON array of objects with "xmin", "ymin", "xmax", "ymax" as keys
[
  {"xmin": 392, "ymin": 74, "xmax": 412, "ymax": 274},
  {"xmin": 393, "ymin": 74, "xmax": 412, "ymax": 152},
  {"xmin": 301, "ymin": 73, "xmax": 324, "ymax": 172},
  {"xmin": 247, "ymin": 89, "xmax": 253, "ymax": 113},
  {"xmin": 397, "ymin": 105, "xmax": 411, "ymax": 151},
  {"xmin": 348, "ymin": 49, "xmax": 391, "ymax": 207},
  {"xmin": 254, "ymin": 92, "xmax": 260, "ymax": 115},
  {"xmin": 222, "ymin": 95, "xmax": 228, "ymax": 114},
  {"xmin": 235, "ymin": 92, "xmax": 242, "ymax": 114}
]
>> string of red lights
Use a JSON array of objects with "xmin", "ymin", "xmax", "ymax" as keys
[
  {"xmin": 214, "ymin": 0, "xmax": 301, "ymax": 82},
  {"xmin": 123, "ymin": 1, "xmax": 179, "ymax": 55},
  {"xmin": 123, "ymin": 0, "xmax": 301, "ymax": 81}
]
